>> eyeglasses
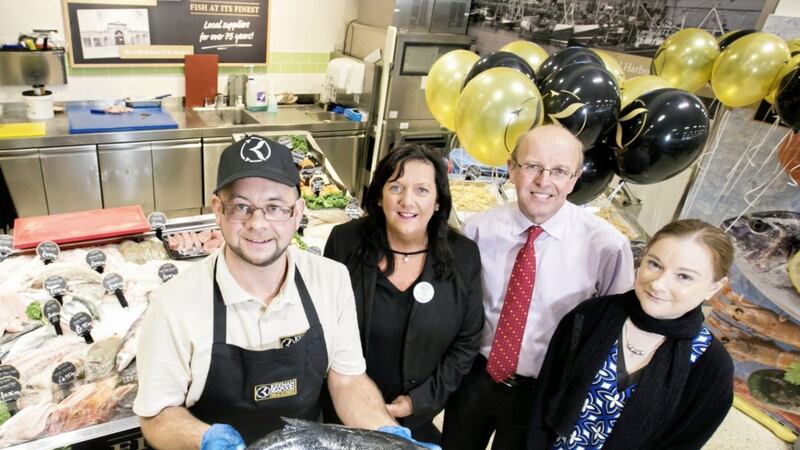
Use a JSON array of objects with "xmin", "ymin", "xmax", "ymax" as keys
[
  {"xmin": 221, "ymin": 203, "xmax": 295, "ymax": 222},
  {"xmin": 512, "ymin": 159, "xmax": 578, "ymax": 182}
]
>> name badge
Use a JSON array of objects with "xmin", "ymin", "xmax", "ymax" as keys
[
  {"xmin": 280, "ymin": 333, "xmax": 305, "ymax": 348},
  {"xmin": 254, "ymin": 378, "xmax": 298, "ymax": 401}
]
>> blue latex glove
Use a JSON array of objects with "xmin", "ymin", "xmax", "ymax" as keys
[
  {"xmin": 378, "ymin": 425, "xmax": 442, "ymax": 450},
  {"xmin": 200, "ymin": 424, "xmax": 246, "ymax": 450}
]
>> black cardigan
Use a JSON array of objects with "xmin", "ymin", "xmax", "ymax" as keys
[
  {"xmin": 324, "ymin": 218, "xmax": 484, "ymax": 428},
  {"xmin": 527, "ymin": 294, "xmax": 734, "ymax": 450}
]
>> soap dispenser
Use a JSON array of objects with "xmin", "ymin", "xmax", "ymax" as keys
[{"xmin": 245, "ymin": 66, "xmax": 267, "ymax": 111}]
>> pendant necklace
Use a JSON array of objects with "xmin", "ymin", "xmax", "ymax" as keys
[
  {"xmin": 391, "ymin": 248, "xmax": 428, "ymax": 263},
  {"xmin": 624, "ymin": 321, "xmax": 664, "ymax": 357}
]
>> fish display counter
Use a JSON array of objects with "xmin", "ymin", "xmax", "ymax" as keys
[{"xmin": 0, "ymin": 206, "xmax": 355, "ymax": 449}]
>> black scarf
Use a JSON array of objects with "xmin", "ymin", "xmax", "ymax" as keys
[{"xmin": 544, "ymin": 290, "xmax": 705, "ymax": 449}]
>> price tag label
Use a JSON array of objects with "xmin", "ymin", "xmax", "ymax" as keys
[
  {"xmin": 158, "ymin": 263, "xmax": 179, "ymax": 282},
  {"xmin": 85, "ymin": 250, "xmax": 107, "ymax": 272},
  {"xmin": 300, "ymin": 167, "xmax": 316, "ymax": 181},
  {"xmin": 307, "ymin": 246, "xmax": 322, "ymax": 256},
  {"xmin": 44, "ymin": 298, "xmax": 63, "ymax": 335},
  {"xmin": 102, "ymin": 273, "xmax": 124, "ymax": 293},
  {"xmin": 311, "ymin": 176, "xmax": 325, "ymax": 195},
  {"xmin": 51, "ymin": 362, "xmax": 78, "ymax": 386},
  {"xmin": 0, "ymin": 377, "xmax": 21, "ymax": 403},
  {"xmin": 345, "ymin": 197, "xmax": 362, "ymax": 220},
  {"xmin": 0, "ymin": 365, "xmax": 19, "ymax": 381},
  {"xmin": 44, "ymin": 275, "xmax": 67, "ymax": 298},
  {"xmin": 0, "ymin": 235, "xmax": 12, "ymax": 261},
  {"xmin": 147, "ymin": 212, "xmax": 167, "ymax": 231},
  {"xmin": 291, "ymin": 150, "xmax": 305, "ymax": 165},
  {"xmin": 277, "ymin": 135, "xmax": 293, "ymax": 148},
  {"xmin": 300, "ymin": 215, "xmax": 309, "ymax": 230},
  {"xmin": 465, "ymin": 165, "xmax": 482, "ymax": 181},
  {"xmin": 36, "ymin": 241, "xmax": 60, "ymax": 264},
  {"xmin": 69, "ymin": 312, "xmax": 93, "ymax": 339},
  {"xmin": 43, "ymin": 299, "xmax": 61, "ymax": 323}
]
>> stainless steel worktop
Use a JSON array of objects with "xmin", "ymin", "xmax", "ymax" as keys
[{"xmin": 0, "ymin": 98, "xmax": 366, "ymax": 150}]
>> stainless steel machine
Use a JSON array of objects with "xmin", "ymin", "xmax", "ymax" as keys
[{"xmin": 342, "ymin": 0, "xmax": 473, "ymax": 194}]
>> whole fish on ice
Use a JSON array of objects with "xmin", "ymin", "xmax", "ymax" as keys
[
  {"xmin": 723, "ymin": 211, "xmax": 800, "ymax": 320},
  {"xmin": 248, "ymin": 418, "xmax": 427, "ymax": 449}
]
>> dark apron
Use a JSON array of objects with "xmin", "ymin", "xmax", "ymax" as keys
[{"xmin": 189, "ymin": 261, "xmax": 329, "ymax": 444}]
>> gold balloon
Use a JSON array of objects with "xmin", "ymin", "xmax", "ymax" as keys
[
  {"xmin": 593, "ymin": 49, "xmax": 625, "ymax": 86},
  {"xmin": 621, "ymin": 75, "xmax": 673, "ymax": 109},
  {"xmin": 765, "ymin": 54, "xmax": 800, "ymax": 103},
  {"xmin": 500, "ymin": 40, "xmax": 549, "ymax": 73},
  {"xmin": 711, "ymin": 32, "xmax": 790, "ymax": 107},
  {"xmin": 787, "ymin": 38, "xmax": 800, "ymax": 55},
  {"xmin": 455, "ymin": 68, "xmax": 544, "ymax": 167},
  {"xmin": 425, "ymin": 49, "xmax": 480, "ymax": 131},
  {"xmin": 651, "ymin": 28, "xmax": 720, "ymax": 92}
]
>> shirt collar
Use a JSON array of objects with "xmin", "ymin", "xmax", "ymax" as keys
[
  {"xmin": 511, "ymin": 200, "xmax": 573, "ymax": 241},
  {"xmin": 215, "ymin": 244, "xmax": 299, "ymax": 307}
]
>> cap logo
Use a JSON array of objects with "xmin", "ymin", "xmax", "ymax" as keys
[{"xmin": 240, "ymin": 137, "xmax": 272, "ymax": 163}]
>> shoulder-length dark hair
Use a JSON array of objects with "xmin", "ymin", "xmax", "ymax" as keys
[{"xmin": 359, "ymin": 143, "xmax": 455, "ymax": 279}]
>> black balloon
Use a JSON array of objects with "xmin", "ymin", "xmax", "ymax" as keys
[
  {"xmin": 718, "ymin": 29, "xmax": 757, "ymax": 51},
  {"xmin": 536, "ymin": 47, "xmax": 604, "ymax": 87},
  {"xmin": 461, "ymin": 51, "xmax": 535, "ymax": 90},
  {"xmin": 614, "ymin": 88, "xmax": 710, "ymax": 184},
  {"xmin": 540, "ymin": 64, "xmax": 620, "ymax": 148},
  {"xmin": 568, "ymin": 143, "xmax": 616, "ymax": 205},
  {"xmin": 775, "ymin": 66, "xmax": 800, "ymax": 130}
]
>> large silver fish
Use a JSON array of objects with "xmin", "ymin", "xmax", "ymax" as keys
[
  {"xmin": 248, "ymin": 419, "xmax": 427, "ymax": 450},
  {"xmin": 723, "ymin": 211, "xmax": 800, "ymax": 320}
]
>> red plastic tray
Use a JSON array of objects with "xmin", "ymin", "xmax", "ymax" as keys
[{"xmin": 13, "ymin": 205, "xmax": 151, "ymax": 250}]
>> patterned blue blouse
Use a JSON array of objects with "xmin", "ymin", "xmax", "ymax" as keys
[{"xmin": 551, "ymin": 327, "xmax": 713, "ymax": 450}]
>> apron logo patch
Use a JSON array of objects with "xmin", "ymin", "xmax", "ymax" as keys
[
  {"xmin": 280, "ymin": 333, "xmax": 305, "ymax": 348},
  {"xmin": 254, "ymin": 379, "xmax": 298, "ymax": 401}
]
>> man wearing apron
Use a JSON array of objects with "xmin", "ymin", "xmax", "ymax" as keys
[{"xmin": 134, "ymin": 137, "xmax": 433, "ymax": 449}]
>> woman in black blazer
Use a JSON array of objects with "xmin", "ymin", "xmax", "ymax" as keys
[{"xmin": 324, "ymin": 144, "xmax": 484, "ymax": 442}]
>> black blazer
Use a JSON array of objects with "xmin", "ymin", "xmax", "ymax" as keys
[{"xmin": 324, "ymin": 218, "xmax": 484, "ymax": 427}]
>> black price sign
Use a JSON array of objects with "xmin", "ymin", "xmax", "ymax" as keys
[
  {"xmin": 85, "ymin": 250, "xmax": 107, "ymax": 274},
  {"xmin": 307, "ymin": 246, "xmax": 322, "ymax": 256},
  {"xmin": 291, "ymin": 150, "xmax": 305, "ymax": 165},
  {"xmin": 345, "ymin": 197, "xmax": 361, "ymax": 220},
  {"xmin": 36, "ymin": 241, "xmax": 60, "ymax": 264},
  {"xmin": 300, "ymin": 167, "xmax": 315, "ymax": 181},
  {"xmin": 300, "ymin": 214, "xmax": 309, "ymax": 230},
  {"xmin": 0, "ymin": 235, "xmax": 12, "ymax": 261},
  {"xmin": 44, "ymin": 275, "xmax": 67, "ymax": 303},
  {"xmin": 465, "ymin": 164, "xmax": 482, "ymax": 181},
  {"xmin": 0, "ymin": 377, "xmax": 21, "ymax": 403},
  {"xmin": 43, "ymin": 300, "xmax": 63, "ymax": 335},
  {"xmin": 311, "ymin": 176, "xmax": 325, "ymax": 195},
  {"xmin": 52, "ymin": 362, "xmax": 78, "ymax": 386},
  {"xmin": 70, "ymin": 312, "xmax": 94, "ymax": 343},
  {"xmin": 158, "ymin": 263, "xmax": 179, "ymax": 282},
  {"xmin": 0, "ymin": 365, "xmax": 19, "ymax": 381},
  {"xmin": 103, "ymin": 273, "xmax": 128, "ymax": 309},
  {"xmin": 277, "ymin": 135, "xmax": 293, "ymax": 148},
  {"xmin": 147, "ymin": 212, "xmax": 167, "ymax": 231}
]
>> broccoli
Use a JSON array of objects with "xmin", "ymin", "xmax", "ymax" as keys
[
  {"xmin": 0, "ymin": 403, "xmax": 9, "ymax": 426},
  {"xmin": 26, "ymin": 301, "xmax": 42, "ymax": 321}
]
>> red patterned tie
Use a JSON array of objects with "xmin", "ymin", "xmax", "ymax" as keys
[{"xmin": 486, "ymin": 225, "xmax": 544, "ymax": 383}]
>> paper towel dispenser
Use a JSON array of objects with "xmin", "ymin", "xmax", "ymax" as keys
[{"xmin": 0, "ymin": 49, "xmax": 68, "ymax": 86}]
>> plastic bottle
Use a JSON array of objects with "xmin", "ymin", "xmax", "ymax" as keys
[
  {"xmin": 245, "ymin": 66, "xmax": 267, "ymax": 111},
  {"xmin": 267, "ymin": 82, "xmax": 278, "ymax": 114}
]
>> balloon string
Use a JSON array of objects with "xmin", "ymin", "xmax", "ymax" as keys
[
  {"xmin": 711, "ymin": 116, "xmax": 783, "ymax": 215},
  {"xmin": 722, "ymin": 158, "xmax": 789, "ymax": 231},
  {"xmin": 684, "ymin": 106, "xmax": 730, "ymax": 214}
]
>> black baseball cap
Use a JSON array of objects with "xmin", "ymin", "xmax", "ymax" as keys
[{"xmin": 214, "ymin": 136, "xmax": 300, "ymax": 194}]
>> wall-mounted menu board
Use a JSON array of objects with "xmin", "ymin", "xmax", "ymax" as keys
[{"xmin": 63, "ymin": 0, "xmax": 269, "ymax": 67}]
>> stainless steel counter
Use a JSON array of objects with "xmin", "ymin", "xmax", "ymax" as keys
[{"xmin": 0, "ymin": 98, "xmax": 366, "ymax": 150}]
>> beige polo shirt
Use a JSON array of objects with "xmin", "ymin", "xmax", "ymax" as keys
[{"xmin": 133, "ymin": 245, "xmax": 366, "ymax": 417}]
